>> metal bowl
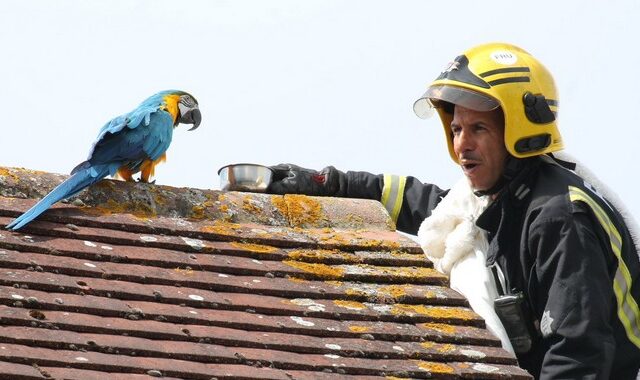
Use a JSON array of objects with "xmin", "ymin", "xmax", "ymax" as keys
[{"xmin": 217, "ymin": 163, "xmax": 273, "ymax": 192}]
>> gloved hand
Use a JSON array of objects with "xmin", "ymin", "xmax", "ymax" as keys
[{"xmin": 268, "ymin": 164, "xmax": 346, "ymax": 196}]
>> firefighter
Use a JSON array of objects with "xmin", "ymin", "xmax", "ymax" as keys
[{"xmin": 267, "ymin": 42, "xmax": 640, "ymax": 379}]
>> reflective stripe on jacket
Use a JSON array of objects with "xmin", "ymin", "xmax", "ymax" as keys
[{"xmin": 342, "ymin": 170, "xmax": 447, "ymax": 235}]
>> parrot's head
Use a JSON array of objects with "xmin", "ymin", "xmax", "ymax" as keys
[
  {"xmin": 175, "ymin": 92, "xmax": 201, "ymax": 131},
  {"xmin": 147, "ymin": 90, "xmax": 202, "ymax": 130}
]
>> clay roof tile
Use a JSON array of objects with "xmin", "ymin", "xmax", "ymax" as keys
[{"xmin": 0, "ymin": 167, "xmax": 531, "ymax": 379}]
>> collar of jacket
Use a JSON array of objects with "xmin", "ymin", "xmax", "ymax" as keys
[{"xmin": 476, "ymin": 157, "xmax": 541, "ymax": 265}]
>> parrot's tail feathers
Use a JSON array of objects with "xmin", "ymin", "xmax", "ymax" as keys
[{"xmin": 5, "ymin": 165, "xmax": 110, "ymax": 231}]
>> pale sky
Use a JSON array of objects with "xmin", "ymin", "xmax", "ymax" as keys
[{"xmin": 2, "ymin": 0, "xmax": 639, "ymax": 224}]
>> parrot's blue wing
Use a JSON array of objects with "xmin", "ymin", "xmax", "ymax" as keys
[
  {"xmin": 86, "ymin": 109, "xmax": 173, "ymax": 173},
  {"xmin": 80, "ymin": 104, "xmax": 164, "ymax": 170}
]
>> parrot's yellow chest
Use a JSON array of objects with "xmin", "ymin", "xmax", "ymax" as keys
[{"xmin": 162, "ymin": 94, "xmax": 181, "ymax": 124}]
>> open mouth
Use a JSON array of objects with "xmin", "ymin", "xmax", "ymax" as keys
[{"xmin": 462, "ymin": 163, "xmax": 478, "ymax": 170}]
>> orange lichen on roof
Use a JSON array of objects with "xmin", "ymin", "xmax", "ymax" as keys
[
  {"xmin": 272, "ymin": 194, "xmax": 325, "ymax": 227},
  {"xmin": 287, "ymin": 248, "xmax": 355, "ymax": 262},
  {"xmin": 286, "ymin": 194, "xmax": 324, "ymax": 227},
  {"xmin": 230, "ymin": 242, "xmax": 278, "ymax": 254},
  {"xmin": 174, "ymin": 267, "xmax": 195, "ymax": 276},
  {"xmin": 344, "ymin": 287, "xmax": 368, "ymax": 298},
  {"xmin": 317, "ymin": 232, "xmax": 351, "ymax": 246},
  {"xmin": 423, "ymin": 290, "xmax": 437, "ymax": 299},
  {"xmin": 190, "ymin": 194, "xmax": 215, "ymax": 220},
  {"xmin": 241, "ymin": 195, "xmax": 262, "ymax": 214},
  {"xmin": 190, "ymin": 204, "xmax": 206, "ymax": 219},
  {"xmin": 8, "ymin": 167, "xmax": 47, "ymax": 175},
  {"xmin": 286, "ymin": 277, "xmax": 309, "ymax": 284},
  {"xmin": 420, "ymin": 342, "xmax": 455, "ymax": 353},
  {"xmin": 358, "ymin": 239, "xmax": 401, "ymax": 250},
  {"xmin": 271, "ymin": 195, "xmax": 288, "ymax": 216},
  {"xmin": 378, "ymin": 284, "xmax": 409, "ymax": 300},
  {"xmin": 201, "ymin": 220, "xmax": 242, "ymax": 236},
  {"xmin": 345, "ymin": 213, "xmax": 365, "ymax": 225},
  {"xmin": 283, "ymin": 261, "xmax": 344, "ymax": 280},
  {"xmin": 0, "ymin": 168, "xmax": 19, "ymax": 181},
  {"xmin": 414, "ymin": 361, "xmax": 455, "ymax": 374},
  {"xmin": 348, "ymin": 325, "xmax": 370, "ymax": 333},
  {"xmin": 422, "ymin": 341, "xmax": 435, "ymax": 348},
  {"xmin": 422, "ymin": 306, "xmax": 476, "ymax": 320},
  {"xmin": 392, "ymin": 305, "xmax": 476, "ymax": 320},
  {"xmin": 351, "ymin": 264, "xmax": 442, "ymax": 281},
  {"xmin": 333, "ymin": 300, "xmax": 366, "ymax": 310},
  {"xmin": 81, "ymin": 198, "xmax": 156, "ymax": 219},
  {"xmin": 420, "ymin": 322, "xmax": 457, "ymax": 335},
  {"xmin": 390, "ymin": 250, "xmax": 430, "ymax": 262},
  {"xmin": 317, "ymin": 230, "xmax": 404, "ymax": 250},
  {"xmin": 438, "ymin": 343, "xmax": 456, "ymax": 353}
]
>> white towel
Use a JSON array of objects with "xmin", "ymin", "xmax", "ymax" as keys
[{"xmin": 417, "ymin": 177, "xmax": 514, "ymax": 354}]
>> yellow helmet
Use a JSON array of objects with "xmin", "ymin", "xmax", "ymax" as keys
[{"xmin": 413, "ymin": 42, "xmax": 562, "ymax": 162}]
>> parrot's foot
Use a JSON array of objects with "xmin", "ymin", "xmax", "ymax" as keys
[{"xmin": 137, "ymin": 177, "xmax": 156, "ymax": 184}]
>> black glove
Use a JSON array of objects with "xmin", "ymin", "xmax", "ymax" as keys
[{"xmin": 268, "ymin": 164, "xmax": 346, "ymax": 196}]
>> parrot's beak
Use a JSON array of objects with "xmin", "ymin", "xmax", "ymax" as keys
[{"xmin": 186, "ymin": 108, "xmax": 202, "ymax": 131}]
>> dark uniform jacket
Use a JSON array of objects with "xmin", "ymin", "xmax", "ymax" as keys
[{"xmin": 340, "ymin": 156, "xmax": 640, "ymax": 379}]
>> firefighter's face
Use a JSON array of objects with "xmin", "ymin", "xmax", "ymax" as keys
[{"xmin": 450, "ymin": 105, "xmax": 508, "ymax": 192}]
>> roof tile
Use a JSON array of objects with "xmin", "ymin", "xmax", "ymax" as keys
[{"xmin": 0, "ymin": 167, "xmax": 531, "ymax": 379}]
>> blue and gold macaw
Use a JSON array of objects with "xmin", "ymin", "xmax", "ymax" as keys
[{"xmin": 6, "ymin": 90, "xmax": 201, "ymax": 231}]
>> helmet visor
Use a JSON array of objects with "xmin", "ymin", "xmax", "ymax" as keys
[{"xmin": 413, "ymin": 84, "xmax": 499, "ymax": 119}]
